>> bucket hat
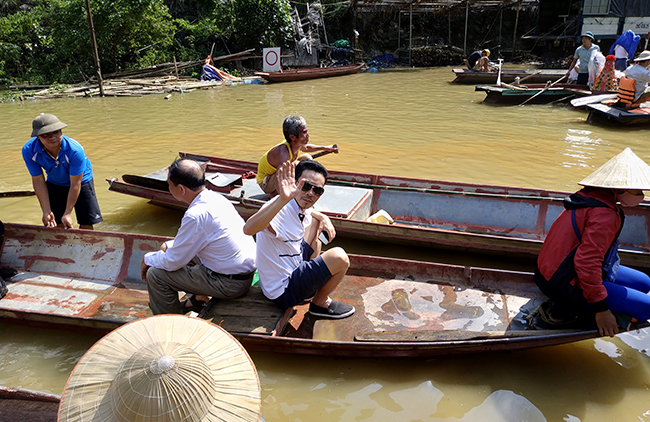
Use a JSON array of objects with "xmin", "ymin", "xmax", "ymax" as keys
[
  {"xmin": 634, "ymin": 50, "xmax": 650, "ymax": 62},
  {"xmin": 581, "ymin": 31, "xmax": 595, "ymax": 40},
  {"xmin": 58, "ymin": 315, "xmax": 261, "ymax": 422},
  {"xmin": 578, "ymin": 147, "xmax": 650, "ymax": 190},
  {"xmin": 31, "ymin": 113, "xmax": 67, "ymax": 137}
]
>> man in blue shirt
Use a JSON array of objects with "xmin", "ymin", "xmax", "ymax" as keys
[
  {"xmin": 566, "ymin": 31, "xmax": 600, "ymax": 86},
  {"xmin": 21, "ymin": 113, "xmax": 102, "ymax": 229}
]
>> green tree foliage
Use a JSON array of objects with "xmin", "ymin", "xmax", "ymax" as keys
[
  {"xmin": 229, "ymin": 0, "xmax": 292, "ymax": 49},
  {"xmin": 0, "ymin": 0, "xmax": 295, "ymax": 84}
]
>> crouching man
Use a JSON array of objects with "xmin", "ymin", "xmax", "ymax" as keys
[
  {"xmin": 244, "ymin": 160, "xmax": 354, "ymax": 318},
  {"xmin": 141, "ymin": 158, "xmax": 256, "ymax": 315}
]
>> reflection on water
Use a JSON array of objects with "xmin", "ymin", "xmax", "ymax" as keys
[{"xmin": 2, "ymin": 67, "xmax": 650, "ymax": 421}]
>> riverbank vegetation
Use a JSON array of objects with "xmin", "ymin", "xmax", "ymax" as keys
[
  {"xmin": 0, "ymin": 0, "xmax": 296, "ymax": 85},
  {"xmin": 1, "ymin": 0, "xmax": 540, "ymax": 87}
]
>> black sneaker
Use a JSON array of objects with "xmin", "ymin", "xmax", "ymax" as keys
[{"xmin": 308, "ymin": 300, "xmax": 355, "ymax": 319}]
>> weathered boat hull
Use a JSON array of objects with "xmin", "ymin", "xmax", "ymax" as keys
[
  {"xmin": 476, "ymin": 84, "xmax": 592, "ymax": 105},
  {"xmin": 106, "ymin": 152, "xmax": 650, "ymax": 270},
  {"xmin": 1, "ymin": 224, "xmax": 644, "ymax": 357},
  {"xmin": 254, "ymin": 64, "xmax": 363, "ymax": 83},
  {"xmin": 0, "ymin": 386, "xmax": 60, "ymax": 422},
  {"xmin": 587, "ymin": 103, "xmax": 650, "ymax": 126},
  {"xmin": 452, "ymin": 68, "xmax": 566, "ymax": 84}
]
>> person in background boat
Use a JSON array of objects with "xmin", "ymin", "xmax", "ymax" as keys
[
  {"xmin": 534, "ymin": 148, "xmax": 650, "ymax": 338},
  {"xmin": 609, "ymin": 30, "xmax": 640, "ymax": 71},
  {"xmin": 566, "ymin": 31, "xmax": 600, "ymax": 85},
  {"xmin": 466, "ymin": 49, "xmax": 493, "ymax": 72},
  {"xmin": 21, "ymin": 113, "xmax": 102, "ymax": 230},
  {"xmin": 141, "ymin": 158, "xmax": 256, "ymax": 315},
  {"xmin": 256, "ymin": 115, "xmax": 338, "ymax": 195},
  {"xmin": 622, "ymin": 50, "xmax": 650, "ymax": 108},
  {"xmin": 244, "ymin": 160, "xmax": 355, "ymax": 319},
  {"xmin": 201, "ymin": 55, "xmax": 240, "ymax": 82},
  {"xmin": 592, "ymin": 54, "xmax": 618, "ymax": 92}
]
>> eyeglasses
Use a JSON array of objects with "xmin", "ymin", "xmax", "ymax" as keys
[{"xmin": 301, "ymin": 181, "xmax": 325, "ymax": 196}]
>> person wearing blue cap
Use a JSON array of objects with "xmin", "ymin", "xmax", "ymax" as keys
[{"xmin": 566, "ymin": 31, "xmax": 600, "ymax": 85}]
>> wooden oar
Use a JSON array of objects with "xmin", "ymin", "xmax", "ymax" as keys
[
  {"xmin": 519, "ymin": 75, "xmax": 566, "ymax": 106},
  {"xmin": 311, "ymin": 145, "xmax": 337, "ymax": 159},
  {"xmin": 0, "ymin": 190, "xmax": 35, "ymax": 198},
  {"xmin": 516, "ymin": 70, "xmax": 542, "ymax": 84}
]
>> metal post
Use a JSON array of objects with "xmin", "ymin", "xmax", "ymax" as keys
[
  {"xmin": 512, "ymin": 1, "xmax": 521, "ymax": 57},
  {"xmin": 84, "ymin": 0, "xmax": 104, "ymax": 96},
  {"xmin": 463, "ymin": 0, "xmax": 469, "ymax": 55}
]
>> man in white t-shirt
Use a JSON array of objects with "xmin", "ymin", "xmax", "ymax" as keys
[
  {"xmin": 244, "ymin": 160, "xmax": 355, "ymax": 318},
  {"xmin": 141, "ymin": 159, "xmax": 256, "ymax": 315}
]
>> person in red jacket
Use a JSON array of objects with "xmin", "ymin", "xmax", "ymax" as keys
[{"xmin": 535, "ymin": 148, "xmax": 650, "ymax": 337}]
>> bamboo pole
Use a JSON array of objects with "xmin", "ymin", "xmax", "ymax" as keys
[
  {"xmin": 512, "ymin": 1, "xmax": 521, "ymax": 57},
  {"xmin": 84, "ymin": 0, "xmax": 104, "ymax": 96},
  {"xmin": 173, "ymin": 56, "xmax": 179, "ymax": 79},
  {"xmin": 409, "ymin": 2, "xmax": 412, "ymax": 66},
  {"xmin": 463, "ymin": 0, "xmax": 469, "ymax": 55}
]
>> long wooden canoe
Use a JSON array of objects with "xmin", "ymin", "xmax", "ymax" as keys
[
  {"xmin": 452, "ymin": 67, "xmax": 566, "ymax": 84},
  {"xmin": 254, "ymin": 64, "xmax": 363, "ymax": 83},
  {"xmin": 476, "ymin": 83, "xmax": 592, "ymax": 105},
  {"xmin": 587, "ymin": 103, "xmax": 650, "ymax": 126},
  {"xmin": 106, "ymin": 152, "xmax": 650, "ymax": 270},
  {"xmin": 0, "ymin": 385, "xmax": 60, "ymax": 422},
  {"xmin": 3, "ymin": 223, "xmax": 641, "ymax": 358}
]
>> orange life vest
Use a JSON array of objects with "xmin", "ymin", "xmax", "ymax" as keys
[{"xmin": 617, "ymin": 76, "xmax": 636, "ymax": 104}]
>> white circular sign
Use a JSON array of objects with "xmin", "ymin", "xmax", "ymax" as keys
[{"xmin": 265, "ymin": 50, "xmax": 279, "ymax": 66}]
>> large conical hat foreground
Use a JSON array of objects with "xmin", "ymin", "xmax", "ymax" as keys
[
  {"xmin": 58, "ymin": 315, "xmax": 261, "ymax": 422},
  {"xmin": 578, "ymin": 147, "xmax": 650, "ymax": 190}
]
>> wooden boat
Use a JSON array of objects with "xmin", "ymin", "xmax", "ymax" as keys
[
  {"xmin": 0, "ymin": 385, "xmax": 60, "ymax": 422},
  {"xmin": 254, "ymin": 64, "xmax": 363, "ymax": 83},
  {"xmin": 106, "ymin": 152, "xmax": 650, "ymax": 270},
  {"xmin": 587, "ymin": 103, "xmax": 650, "ymax": 126},
  {"xmin": 475, "ymin": 83, "xmax": 592, "ymax": 105},
  {"xmin": 570, "ymin": 93, "xmax": 618, "ymax": 109},
  {"xmin": 452, "ymin": 67, "xmax": 566, "ymax": 84},
  {"xmin": 4, "ymin": 223, "xmax": 644, "ymax": 358}
]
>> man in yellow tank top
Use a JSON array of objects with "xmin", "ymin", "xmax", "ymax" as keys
[{"xmin": 257, "ymin": 116, "xmax": 338, "ymax": 194}]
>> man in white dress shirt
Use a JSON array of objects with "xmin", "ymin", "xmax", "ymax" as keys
[{"xmin": 141, "ymin": 159, "xmax": 256, "ymax": 315}]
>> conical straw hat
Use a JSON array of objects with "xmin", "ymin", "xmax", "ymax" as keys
[
  {"xmin": 578, "ymin": 147, "xmax": 650, "ymax": 190},
  {"xmin": 58, "ymin": 315, "xmax": 261, "ymax": 422}
]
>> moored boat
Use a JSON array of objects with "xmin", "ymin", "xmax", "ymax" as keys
[
  {"xmin": 254, "ymin": 64, "xmax": 363, "ymax": 83},
  {"xmin": 3, "ymin": 223, "xmax": 642, "ymax": 358},
  {"xmin": 452, "ymin": 67, "xmax": 566, "ymax": 84},
  {"xmin": 106, "ymin": 152, "xmax": 650, "ymax": 270},
  {"xmin": 0, "ymin": 385, "xmax": 60, "ymax": 422},
  {"xmin": 476, "ymin": 83, "xmax": 592, "ymax": 105},
  {"xmin": 586, "ymin": 103, "xmax": 650, "ymax": 126}
]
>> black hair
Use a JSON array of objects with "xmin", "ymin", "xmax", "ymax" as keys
[
  {"xmin": 168, "ymin": 159, "xmax": 205, "ymax": 191},
  {"xmin": 295, "ymin": 160, "xmax": 328, "ymax": 182}
]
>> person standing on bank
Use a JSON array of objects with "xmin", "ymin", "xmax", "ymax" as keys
[
  {"xmin": 141, "ymin": 159, "xmax": 256, "ymax": 315},
  {"xmin": 535, "ymin": 148, "xmax": 650, "ymax": 337},
  {"xmin": 566, "ymin": 31, "xmax": 600, "ymax": 86},
  {"xmin": 244, "ymin": 160, "xmax": 355, "ymax": 318},
  {"xmin": 21, "ymin": 113, "xmax": 102, "ymax": 230}
]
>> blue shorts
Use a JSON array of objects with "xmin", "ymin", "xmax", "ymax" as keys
[{"xmin": 272, "ymin": 240, "xmax": 332, "ymax": 310}]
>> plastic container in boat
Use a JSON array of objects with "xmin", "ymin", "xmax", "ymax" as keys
[{"xmin": 366, "ymin": 210, "xmax": 394, "ymax": 224}]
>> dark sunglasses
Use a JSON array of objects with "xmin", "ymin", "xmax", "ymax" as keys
[{"xmin": 301, "ymin": 181, "xmax": 325, "ymax": 196}]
